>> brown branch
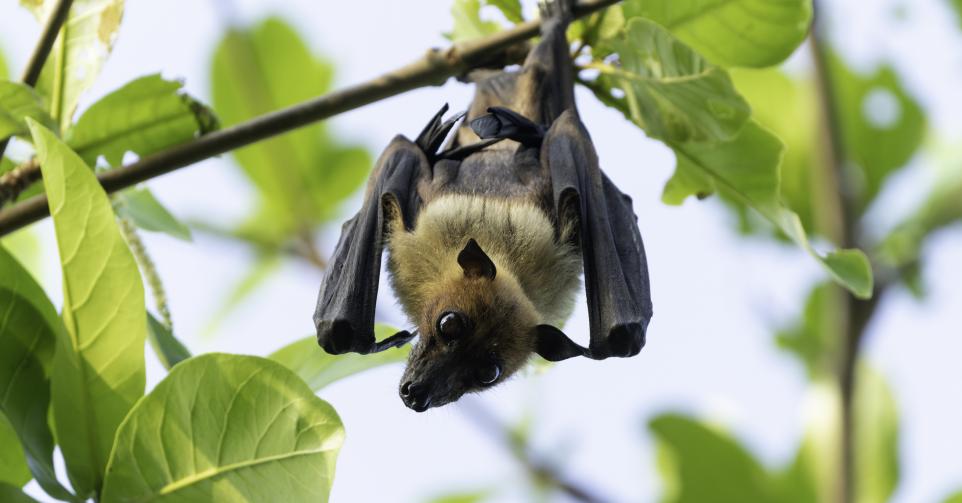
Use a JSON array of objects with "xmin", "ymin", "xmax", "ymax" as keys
[
  {"xmin": 0, "ymin": 0, "xmax": 622, "ymax": 237},
  {"xmin": 0, "ymin": 0, "xmax": 75, "ymax": 161},
  {"xmin": 0, "ymin": 160, "xmax": 42, "ymax": 208}
]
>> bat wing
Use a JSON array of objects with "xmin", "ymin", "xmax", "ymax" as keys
[
  {"xmin": 314, "ymin": 123, "xmax": 440, "ymax": 354},
  {"xmin": 540, "ymin": 109, "xmax": 653, "ymax": 361}
]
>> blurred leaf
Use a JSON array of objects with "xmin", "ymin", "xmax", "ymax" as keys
[
  {"xmin": 427, "ymin": 491, "xmax": 492, "ymax": 503},
  {"xmin": 0, "ymin": 245, "xmax": 74, "ymax": 500},
  {"xmin": 790, "ymin": 379, "xmax": 843, "ymax": 503},
  {"xmin": 568, "ymin": 6, "xmax": 624, "ymax": 58},
  {"xmin": 0, "ymin": 415, "xmax": 30, "ymax": 487},
  {"xmin": 66, "ymin": 74, "xmax": 218, "ymax": 167},
  {"xmin": 449, "ymin": 0, "xmax": 503, "ymax": 42},
  {"xmin": 486, "ymin": 0, "xmax": 523, "ymax": 23},
  {"xmin": 855, "ymin": 365, "xmax": 899, "ymax": 503},
  {"xmin": 146, "ymin": 312, "xmax": 191, "ymax": 371},
  {"xmin": 100, "ymin": 354, "xmax": 344, "ymax": 503},
  {"xmin": 878, "ymin": 171, "xmax": 962, "ymax": 288},
  {"xmin": 210, "ymin": 17, "xmax": 369, "ymax": 241},
  {"xmin": 622, "ymin": 0, "xmax": 812, "ymax": 68},
  {"xmin": 951, "ymin": 0, "xmax": 962, "ymax": 28},
  {"xmin": 0, "ymin": 47, "xmax": 8, "ymax": 79},
  {"xmin": 730, "ymin": 68, "xmax": 819, "ymax": 236},
  {"xmin": 944, "ymin": 489, "xmax": 962, "ymax": 503},
  {"xmin": 0, "ymin": 484, "xmax": 39, "ymax": 503},
  {"xmin": 650, "ymin": 413, "xmax": 778, "ymax": 503},
  {"xmin": 606, "ymin": 18, "xmax": 751, "ymax": 143},
  {"xmin": 29, "ymin": 119, "xmax": 146, "ymax": 498},
  {"xmin": 270, "ymin": 324, "xmax": 410, "ymax": 392},
  {"xmin": 830, "ymin": 54, "xmax": 925, "ymax": 213},
  {"xmin": 200, "ymin": 252, "xmax": 281, "ymax": 338},
  {"xmin": 771, "ymin": 444, "xmax": 819, "ymax": 503},
  {"xmin": 23, "ymin": 0, "xmax": 126, "ymax": 129},
  {"xmin": 114, "ymin": 187, "xmax": 192, "ymax": 241},
  {"xmin": 666, "ymin": 121, "xmax": 874, "ymax": 298},
  {"xmin": 0, "ymin": 81, "xmax": 57, "ymax": 140},
  {"xmin": 776, "ymin": 283, "xmax": 841, "ymax": 378}
]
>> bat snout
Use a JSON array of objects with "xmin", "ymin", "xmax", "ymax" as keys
[{"xmin": 400, "ymin": 381, "xmax": 434, "ymax": 412}]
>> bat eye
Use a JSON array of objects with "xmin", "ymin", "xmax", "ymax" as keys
[
  {"xmin": 477, "ymin": 362, "xmax": 501, "ymax": 386},
  {"xmin": 437, "ymin": 311, "xmax": 466, "ymax": 340}
]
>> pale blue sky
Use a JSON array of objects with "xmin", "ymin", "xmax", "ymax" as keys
[{"xmin": 1, "ymin": 0, "xmax": 961, "ymax": 501}]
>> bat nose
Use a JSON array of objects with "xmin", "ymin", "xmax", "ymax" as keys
[{"xmin": 400, "ymin": 381, "xmax": 432, "ymax": 412}]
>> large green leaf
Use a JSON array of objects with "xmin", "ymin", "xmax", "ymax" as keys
[
  {"xmin": 23, "ymin": 0, "xmax": 125, "ymax": 129},
  {"xmin": 829, "ymin": 54, "xmax": 925, "ymax": 213},
  {"xmin": 269, "ymin": 324, "xmax": 409, "ymax": 392},
  {"xmin": 0, "ymin": 81, "xmax": 57, "ymax": 140},
  {"xmin": 65, "ymin": 74, "xmax": 218, "ymax": 167},
  {"xmin": 449, "ymin": 0, "xmax": 503, "ymax": 42},
  {"xmin": 665, "ymin": 121, "xmax": 874, "ymax": 298},
  {"xmin": 146, "ymin": 313, "xmax": 191, "ymax": 371},
  {"xmin": 29, "ymin": 119, "xmax": 146, "ymax": 498},
  {"xmin": 210, "ymin": 17, "xmax": 369, "ymax": 242},
  {"xmin": 650, "ymin": 414, "xmax": 778, "ymax": 503},
  {"xmin": 0, "ymin": 245, "xmax": 74, "ymax": 500},
  {"xmin": 100, "ymin": 353, "xmax": 344, "ymax": 503},
  {"xmin": 485, "ymin": 0, "xmax": 523, "ymax": 23},
  {"xmin": 622, "ymin": 0, "xmax": 812, "ymax": 68},
  {"xmin": 0, "ymin": 416, "xmax": 30, "ymax": 487},
  {"xmin": 605, "ymin": 18, "xmax": 751, "ymax": 143},
  {"xmin": 114, "ymin": 187, "xmax": 192, "ymax": 241},
  {"xmin": 855, "ymin": 366, "xmax": 899, "ymax": 503},
  {"xmin": 944, "ymin": 489, "xmax": 962, "ymax": 503}
]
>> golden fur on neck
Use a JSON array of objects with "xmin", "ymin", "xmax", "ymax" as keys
[{"xmin": 387, "ymin": 194, "xmax": 581, "ymax": 327}]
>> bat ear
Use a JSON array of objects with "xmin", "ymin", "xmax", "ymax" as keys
[
  {"xmin": 457, "ymin": 239, "xmax": 496, "ymax": 279},
  {"xmin": 534, "ymin": 324, "xmax": 588, "ymax": 361}
]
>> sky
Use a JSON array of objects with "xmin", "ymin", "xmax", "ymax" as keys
[{"xmin": 1, "ymin": 0, "xmax": 961, "ymax": 502}]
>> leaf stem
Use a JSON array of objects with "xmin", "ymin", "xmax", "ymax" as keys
[{"xmin": 0, "ymin": 0, "xmax": 623, "ymax": 237}]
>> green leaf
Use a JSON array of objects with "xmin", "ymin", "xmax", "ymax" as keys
[
  {"xmin": 943, "ymin": 489, "xmax": 962, "ymax": 503},
  {"xmin": 666, "ymin": 121, "xmax": 874, "ymax": 298},
  {"xmin": 210, "ymin": 18, "xmax": 369, "ymax": 239},
  {"xmin": 0, "ymin": 416, "xmax": 30, "ymax": 487},
  {"xmin": 449, "ymin": 0, "xmax": 503, "ymax": 42},
  {"xmin": 0, "ymin": 228, "xmax": 44, "ymax": 283},
  {"xmin": 65, "ymin": 74, "xmax": 218, "ymax": 167},
  {"xmin": 28, "ymin": 119, "xmax": 146, "ymax": 498},
  {"xmin": 270, "ymin": 324, "xmax": 410, "ymax": 392},
  {"xmin": 427, "ymin": 491, "xmax": 492, "ymax": 503},
  {"xmin": 0, "ymin": 483, "xmax": 40, "ymax": 503},
  {"xmin": 829, "ymin": 54, "xmax": 925, "ymax": 213},
  {"xmin": 101, "ymin": 353, "xmax": 344, "ymax": 503},
  {"xmin": 114, "ymin": 187, "xmax": 192, "ymax": 241},
  {"xmin": 622, "ymin": 0, "xmax": 813, "ymax": 68},
  {"xmin": 855, "ymin": 365, "xmax": 899, "ymax": 503},
  {"xmin": 0, "ymin": 245, "xmax": 75, "ymax": 500},
  {"xmin": 775, "ymin": 283, "xmax": 842, "ymax": 378},
  {"xmin": 23, "ymin": 0, "xmax": 126, "ymax": 129},
  {"xmin": 146, "ymin": 313, "xmax": 191, "ymax": 371},
  {"xmin": 606, "ymin": 18, "xmax": 751, "ymax": 143},
  {"xmin": 0, "ymin": 81, "xmax": 57, "ymax": 140},
  {"xmin": 485, "ymin": 0, "xmax": 523, "ymax": 23},
  {"xmin": 650, "ymin": 413, "xmax": 778, "ymax": 503},
  {"xmin": 0, "ymin": 47, "xmax": 8, "ymax": 79},
  {"xmin": 951, "ymin": 0, "xmax": 962, "ymax": 29},
  {"xmin": 568, "ymin": 6, "xmax": 625, "ymax": 58}
]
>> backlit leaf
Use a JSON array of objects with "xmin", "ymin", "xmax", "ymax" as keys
[
  {"xmin": 0, "ymin": 81, "xmax": 56, "ymax": 140},
  {"xmin": 29, "ymin": 119, "xmax": 146, "ymax": 498},
  {"xmin": 622, "ymin": 0, "xmax": 812, "ymax": 68},
  {"xmin": 0, "ymin": 416, "xmax": 30, "ymax": 487},
  {"xmin": 270, "ymin": 324, "xmax": 409, "ymax": 392},
  {"xmin": 450, "ymin": 0, "xmax": 503, "ymax": 42},
  {"xmin": 114, "ymin": 187, "xmax": 192, "ymax": 241},
  {"xmin": 146, "ymin": 312, "xmax": 191, "ymax": 371},
  {"xmin": 101, "ymin": 354, "xmax": 344, "ymax": 503}
]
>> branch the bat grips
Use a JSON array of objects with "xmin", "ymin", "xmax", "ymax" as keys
[{"xmin": 313, "ymin": 0, "xmax": 652, "ymax": 412}]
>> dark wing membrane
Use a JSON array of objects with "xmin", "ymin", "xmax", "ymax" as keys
[
  {"xmin": 542, "ymin": 110, "xmax": 653, "ymax": 360},
  {"xmin": 313, "ymin": 136, "xmax": 427, "ymax": 354}
]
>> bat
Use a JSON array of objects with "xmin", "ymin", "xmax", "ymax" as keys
[{"xmin": 314, "ymin": 0, "xmax": 652, "ymax": 412}]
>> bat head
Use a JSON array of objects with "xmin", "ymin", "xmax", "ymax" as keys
[{"xmin": 399, "ymin": 239, "xmax": 540, "ymax": 412}]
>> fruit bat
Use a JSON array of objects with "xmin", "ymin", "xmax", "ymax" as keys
[{"xmin": 314, "ymin": 0, "xmax": 652, "ymax": 412}]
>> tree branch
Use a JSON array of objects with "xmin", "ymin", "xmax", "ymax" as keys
[
  {"xmin": 0, "ymin": 0, "xmax": 75, "ymax": 161},
  {"xmin": 0, "ymin": 0, "xmax": 621, "ymax": 237}
]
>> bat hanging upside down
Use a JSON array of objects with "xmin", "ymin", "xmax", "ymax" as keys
[{"xmin": 314, "ymin": 0, "xmax": 652, "ymax": 412}]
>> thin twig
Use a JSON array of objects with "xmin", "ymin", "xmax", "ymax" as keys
[
  {"xmin": 460, "ymin": 399, "xmax": 609, "ymax": 503},
  {"xmin": 0, "ymin": 0, "xmax": 75, "ymax": 161},
  {"xmin": 0, "ymin": 160, "xmax": 42, "ymax": 208},
  {"xmin": 0, "ymin": 0, "xmax": 622, "ymax": 237}
]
